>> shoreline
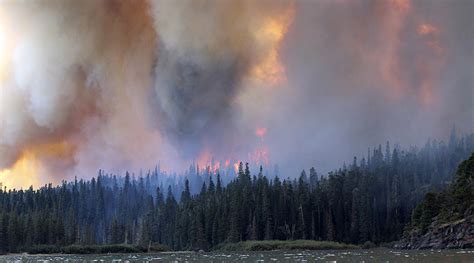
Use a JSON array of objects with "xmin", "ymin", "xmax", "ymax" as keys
[
  {"xmin": 1, "ymin": 240, "xmax": 360, "ymax": 255},
  {"xmin": 2, "ymin": 247, "xmax": 474, "ymax": 257},
  {"xmin": 3, "ymin": 239, "xmax": 473, "ymax": 256}
]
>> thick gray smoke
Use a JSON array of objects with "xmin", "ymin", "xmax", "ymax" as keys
[
  {"xmin": 261, "ymin": 0, "xmax": 474, "ymax": 173},
  {"xmin": 150, "ymin": 0, "xmax": 291, "ymax": 158},
  {"xmin": 152, "ymin": 48, "xmax": 244, "ymax": 157}
]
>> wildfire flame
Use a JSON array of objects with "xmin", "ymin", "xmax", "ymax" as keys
[
  {"xmin": 233, "ymin": 162, "xmax": 240, "ymax": 173},
  {"xmin": 0, "ymin": 141, "xmax": 75, "ymax": 189},
  {"xmin": 195, "ymin": 149, "xmax": 220, "ymax": 173},
  {"xmin": 0, "ymin": 152, "xmax": 40, "ymax": 190},
  {"xmin": 194, "ymin": 126, "xmax": 271, "ymax": 173}
]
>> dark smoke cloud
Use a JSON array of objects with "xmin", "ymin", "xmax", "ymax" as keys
[
  {"xmin": 152, "ymin": 47, "xmax": 244, "ymax": 158},
  {"xmin": 150, "ymin": 0, "xmax": 292, "ymax": 159}
]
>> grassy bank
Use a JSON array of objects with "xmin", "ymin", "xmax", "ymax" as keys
[
  {"xmin": 22, "ymin": 244, "xmax": 171, "ymax": 255},
  {"xmin": 216, "ymin": 240, "xmax": 360, "ymax": 251},
  {"xmin": 6, "ymin": 240, "xmax": 361, "ymax": 254}
]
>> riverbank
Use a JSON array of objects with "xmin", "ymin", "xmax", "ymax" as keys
[
  {"xmin": 216, "ymin": 240, "xmax": 360, "ymax": 251},
  {"xmin": 395, "ymin": 215, "xmax": 474, "ymax": 249},
  {"xmin": 1, "ymin": 240, "xmax": 359, "ymax": 255},
  {"xmin": 394, "ymin": 154, "xmax": 474, "ymax": 250}
]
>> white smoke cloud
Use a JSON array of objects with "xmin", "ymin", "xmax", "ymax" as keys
[{"xmin": 0, "ymin": 0, "xmax": 168, "ymax": 182}]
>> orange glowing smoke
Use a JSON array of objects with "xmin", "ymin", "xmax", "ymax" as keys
[
  {"xmin": 376, "ymin": 0, "xmax": 444, "ymax": 106},
  {"xmin": 378, "ymin": 0, "xmax": 412, "ymax": 100},
  {"xmin": 255, "ymin": 127, "xmax": 267, "ymax": 138},
  {"xmin": 390, "ymin": 0, "xmax": 411, "ymax": 11},
  {"xmin": 251, "ymin": 126, "xmax": 270, "ymax": 166},
  {"xmin": 249, "ymin": 146, "xmax": 270, "ymax": 166},
  {"xmin": 418, "ymin": 23, "xmax": 439, "ymax": 35},
  {"xmin": 250, "ymin": 6, "xmax": 294, "ymax": 86},
  {"xmin": 418, "ymin": 23, "xmax": 444, "ymax": 55},
  {"xmin": 416, "ymin": 22, "xmax": 444, "ymax": 105},
  {"xmin": 0, "ymin": 141, "xmax": 75, "ymax": 189}
]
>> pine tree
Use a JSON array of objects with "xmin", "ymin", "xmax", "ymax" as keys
[
  {"xmin": 0, "ymin": 214, "xmax": 6, "ymax": 254},
  {"xmin": 350, "ymin": 188, "xmax": 360, "ymax": 243}
]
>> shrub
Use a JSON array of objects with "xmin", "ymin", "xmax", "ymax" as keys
[
  {"xmin": 218, "ymin": 240, "xmax": 360, "ymax": 251},
  {"xmin": 149, "ymin": 244, "xmax": 171, "ymax": 252},
  {"xmin": 26, "ymin": 245, "xmax": 61, "ymax": 254},
  {"xmin": 362, "ymin": 241, "xmax": 377, "ymax": 249}
]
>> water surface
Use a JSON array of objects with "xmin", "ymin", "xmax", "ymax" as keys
[{"xmin": 1, "ymin": 248, "xmax": 473, "ymax": 262}]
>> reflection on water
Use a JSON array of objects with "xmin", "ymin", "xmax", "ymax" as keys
[{"xmin": 1, "ymin": 248, "xmax": 473, "ymax": 263}]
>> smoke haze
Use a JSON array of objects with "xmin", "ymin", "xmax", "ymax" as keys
[{"xmin": 0, "ymin": 0, "xmax": 472, "ymax": 188}]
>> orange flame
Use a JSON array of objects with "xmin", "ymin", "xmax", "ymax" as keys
[
  {"xmin": 233, "ymin": 162, "xmax": 240, "ymax": 173},
  {"xmin": 0, "ymin": 152, "xmax": 41, "ymax": 190},
  {"xmin": 0, "ymin": 141, "xmax": 75, "ymax": 189},
  {"xmin": 195, "ymin": 149, "xmax": 221, "ymax": 173}
]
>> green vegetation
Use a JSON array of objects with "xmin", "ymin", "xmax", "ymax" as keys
[
  {"xmin": 24, "ymin": 244, "xmax": 171, "ymax": 254},
  {"xmin": 61, "ymin": 244, "xmax": 145, "ymax": 254},
  {"xmin": 25, "ymin": 245, "xmax": 61, "ymax": 254},
  {"xmin": 217, "ymin": 240, "xmax": 359, "ymax": 251},
  {"xmin": 409, "ymin": 153, "xmax": 474, "ymax": 234}
]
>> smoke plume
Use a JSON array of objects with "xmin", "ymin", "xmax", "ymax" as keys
[
  {"xmin": 0, "ymin": 0, "xmax": 472, "ymax": 188},
  {"xmin": 150, "ymin": 0, "xmax": 293, "ymax": 158}
]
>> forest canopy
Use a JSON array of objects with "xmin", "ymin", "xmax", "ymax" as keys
[{"xmin": 0, "ymin": 133, "xmax": 472, "ymax": 253}]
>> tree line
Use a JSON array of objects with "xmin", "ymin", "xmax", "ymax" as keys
[{"xmin": 0, "ymin": 131, "xmax": 472, "ymax": 252}]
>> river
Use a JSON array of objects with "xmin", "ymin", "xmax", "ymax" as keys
[{"xmin": 1, "ymin": 249, "xmax": 473, "ymax": 262}]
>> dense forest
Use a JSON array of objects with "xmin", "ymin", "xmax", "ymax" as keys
[
  {"xmin": 0, "ymin": 131, "xmax": 473, "ymax": 253},
  {"xmin": 409, "ymin": 152, "xmax": 473, "ymax": 234},
  {"xmin": 395, "ymin": 152, "xmax": 473, "ymax": 249}
]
